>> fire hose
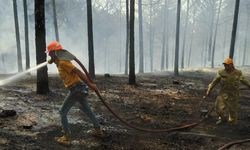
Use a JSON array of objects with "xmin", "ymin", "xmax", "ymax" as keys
[{"xmin": 75, "ymin": 58, "xmax": 213, "ymax": 133}]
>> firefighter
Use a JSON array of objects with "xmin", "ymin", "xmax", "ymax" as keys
[
  {"xmin": 46, "ymin": 41, "xmax": 102, "ymax": 145},
  {"xmin": 205, "ymin": 58, "xmax": 250, "ymax": 125}
]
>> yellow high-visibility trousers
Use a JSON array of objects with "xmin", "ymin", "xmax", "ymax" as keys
[{"xmin": 215, "ymin": 93, "xmax": 239, "ymax": 124}]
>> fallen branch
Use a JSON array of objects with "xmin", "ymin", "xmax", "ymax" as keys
[{"xmin": 218, "ymin": 139, "xmax": 250, "ymax": 150}]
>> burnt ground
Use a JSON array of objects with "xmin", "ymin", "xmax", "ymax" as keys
[{"xmin": 0, "ymin": 69, "xmax": 250, "ymax": 150}]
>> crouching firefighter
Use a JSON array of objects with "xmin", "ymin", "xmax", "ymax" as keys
[
  {"xmin": 46, "ymin": 41, "xmax": 103, "ymax": 145},
  {"xmin": 205, "ymin": 58, "xmax": 250, "ymax": 125}
]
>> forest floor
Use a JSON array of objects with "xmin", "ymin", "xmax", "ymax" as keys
[{"xmin": 0, "ymin": 67, "xmax": 250, "ymax": 150}]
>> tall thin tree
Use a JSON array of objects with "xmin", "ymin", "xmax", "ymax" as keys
[
  {"xmin": 243, "ymin": 5, "xmax": 250, "ymax": 65},
  {"xmin": 13, "ymin": 0, "xmax": 23, "ymax": 72},
  {"xmin": 149, "ymin": 1, "xmax": 153, "ymax": 72},
  {"xmin": 181, "ymin": 0, "xmax": 189, "ymax": 69},
  {"xmin": 86, "ymin": 0, "xmax": 95, "ymax": 78},
  {"xmin": 129, "ymin": 0, "xmax": 136, "ymax": 85},
  {"xmin": 138, "ymin": 0, "xmax": 144, "ymax": 73},
  {"xmin": 52, "ymin": 0, "xmax": 59, "ymax": 42},
  {"xmin": 161, "ymin": 0, "xmax": 168, "ymax": 70},
  {"xmin": 229, "ymin": 0, "xmax": 240, "ymax": 59},
  {"xmin": 23, "ymin": 0, "xmax": 30, "ymax": 70},
  {"xmin": 174, "ymin": 0, "xmax": 181, "ymax": 75},
  {"xmin": 125, "ymin": 0, "xmax": 129, "ymax": 74},
  {"xmin": 211, "ymin": 0, "xmax": 222, "ymax": 68},
  {"xmin": 35, "ymin": 0, "xmax": 49, "ymax": 94}
]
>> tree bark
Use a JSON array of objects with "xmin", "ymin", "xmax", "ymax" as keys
[
  {"xmin": 86, "ymin": 0, "xmax": 95, "ymax": 78},
  {"xmin": 13, "ymin": 0, "xmax": 23, "ymax": 72},
  {"xmin": 35, "ymin": 0, "xmax": 49, "ymax": 94},
  {"xmin": 229, "ymin": 0, "xmax": 240, "ymax": 59},
  {"xmin": 129, "ymin": 0, "xmax": 136, "ymax": 85},
  {"xmin": 174, "ymin": 0, "xmax": 181, "ymax": 76},
  {"xmin": 23, "ymin": 0, "xmax": 30, "ymax": 70}
]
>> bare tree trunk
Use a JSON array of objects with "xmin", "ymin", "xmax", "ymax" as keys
[
  {"xmin": 181, "ymin": 0, "xmax": 189, "ymax": 69},
  {"xmin": 211, "ymin": 0, "xmax": 222, "ymax": 68},
  {"xmin": 125, "ymin": 0, "xmax": 129, "ymax": 75},
  {"xmin": 138, "ymin": 0, "xmax": 144, "ymax": 73},
  {"xmin": 243, "ymin": 8, "xmax": 249, "ymax": 65},
  {"xmin": 149, "ymin": 1, "xmax": 153, "ymax": 72},
  {"xmin": 129, "ymin": 0, "xmax": 136, "ymax": 85},
  {"xmin": 229, "ymin": 0, "xmax": 240, "ymax": 59},
  {"xmin": 35, "ymin": 0, "xmax": 49, "ymax": 94},
  {"xmin": 222, "ymin": 24, "xmax": 227, "ymax": 59},
  {"xmin": 165, "ymin": 4, "xmax": 169, "ymax": 70},
  {"xmin": 86, "ymin": 0, "xmax": 95, "ymax": 78},
  {"xmin": 208, "ymin": 1, "xmax": 215, "ymax": 61},
  {"xmin": 23, "ymin": 0, "xmax": 30, "ymax": 70},
  {"xmin": 52, "ymin": 0, "xmax": 59, "ymax": 42},
  {"xmin": 13, "ymin": 0, "xmax": 23, "ymax": 72},
  {"xmin": 174, "ymin": 0, "xmax": 181, "ymax": 76},
  {"xmin": 161, "ymin": 0, "xmax": 168, "ymax": 70}
]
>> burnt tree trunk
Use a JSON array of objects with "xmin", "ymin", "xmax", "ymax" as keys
[
  {"xmin": 211, "ymin": 0, "xmax": 222, "ymax": 68},
  {"xmin": 161, "ymin": 0, "xmax": 168, "ymax": 70},
  {"xmin": 13, "ymin": 0, "xmax": 23, "ymax": 72},
  {"xmin": 229, "ymin": 0, "xmax": 240, "ymax": 59},
  {"xmin": 174, "ymin": 0, "xmax": 181, "ymax": 75},
  {"xmin": 35, "ymin": 0, "xmax": 49, "ymax": 94},
  {"xmin": 23, "ymin": 0, "xmax": 30, "ymax": 70},
  {"xmin": 86, "ymin": 0, "xmax": 95, "ymax": 78},
  {"xmin": 129, "ymin": 0, "xmax": 136, "ymax": 85},
  {"xmin": 125, "ymin": 0, "xmax": 129, "ymax": 75},
  {"xmin": 181, "ymin": 0, "xmax": 189, "ymax": 69},
  {"xmin": 138, "ymin": 0, "xmax": 144, "ymax": 73}
]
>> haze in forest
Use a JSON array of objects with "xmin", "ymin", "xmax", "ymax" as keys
[{"xmin": 0, "ymin": 0, "xmax": 249, "ymax": 74}]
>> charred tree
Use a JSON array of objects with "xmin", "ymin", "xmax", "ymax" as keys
[
  {"xmin": 149, "ymin": 1, "xmax": 153, "ymax": 72},
  {"xmin": 35, "ymin": 0, "xmax": 49, "ymax": 94},
  {"xmin": 129, "ymin": 0, "xmax": 136, "ymax": 85},
  {"xmin": 52, "ymin": 0, "xmax": 59, "ymax": 42},
  {"xmin": 243, "ymin": 7, "xmax": 250, "ymax": 65},
  {"xmin": 207, "ymin": 0, "xmax": 216, "ymax": 61},
  {"xmin": 13, "ymin": 0, "xmax": 23, "ymax": 72},
  {"xmin": 138, "ymin": 0, "xmax": 144, "ymax": 73},
  {"xmin": 211, "ymin": 0, "xmax": 222, "ymax": 68},
  {"xmin": 174, "ymin": 0, "xmax": 181, "ymax": 76},
  {"xmin": 161, "ymin": 0, "xmax": 168, "ymax": 70},
  {"xmin": 23, "ymin": 0, "xmax": 30, "ymax": 70},
  {"xmin": 229, "ymin": 0, "xmax": 240, "ymax": 59},
  {"xmin": 181, "ymin": 0, "xmax": 189, "ymax": 69},
  {"xmin": 86, "ymin": 0, "xmax": 95, "ymax": 78},
  {"xmin": 125, "ymin": 0, "xmax": 129, "ymax": 75}
]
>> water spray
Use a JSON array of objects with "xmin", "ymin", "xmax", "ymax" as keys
[{"xmin": 0, "ymin": 61, "xmax": 48, "ymax": 86}]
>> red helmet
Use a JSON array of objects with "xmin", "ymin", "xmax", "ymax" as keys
[{"xmin": 46, "ymin": 41, "xmax": 62, "ymax": 53}]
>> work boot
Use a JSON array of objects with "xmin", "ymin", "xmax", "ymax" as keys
[
  {"xmin": 87, "ymin": 128, "xmax": 103, "ymax": 137},
  {"xmin": 55, "ymin": 135, "xmax": 71, "ymax": 146}
]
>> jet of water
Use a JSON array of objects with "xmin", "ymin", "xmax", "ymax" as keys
[{"xmin": 0, "ymin": 61, "xmax": 48, "ymax": 86}]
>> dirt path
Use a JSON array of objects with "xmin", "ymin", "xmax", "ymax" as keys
[{"xmin": 0, "ymin": 70, "xmax": 250, "ymax": 149}]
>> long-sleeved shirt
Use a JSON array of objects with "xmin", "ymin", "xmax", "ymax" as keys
[{"xmin": 207, "ymin": 69, "xmax": 250, "ymax": 97}]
